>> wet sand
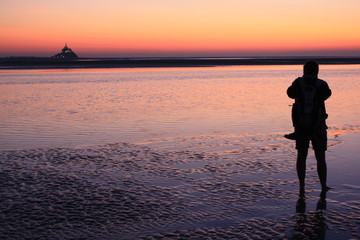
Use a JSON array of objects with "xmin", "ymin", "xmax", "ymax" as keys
[{"xmin": 1, "ymin": 132, "xmax": 359, "ymax": 239}]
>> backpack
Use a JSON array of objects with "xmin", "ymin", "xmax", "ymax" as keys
[{"xmin": 293, "ymin": 77, "xmax": 323, "ymax": 129}]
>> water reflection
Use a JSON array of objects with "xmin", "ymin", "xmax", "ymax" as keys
[
  {"xmin": 0, "ymin": 65, "xmax": 359, "ymax": 150},
  {"xmin": 291, "ymin": 191, "xmax": 327, "ymax": 240}
]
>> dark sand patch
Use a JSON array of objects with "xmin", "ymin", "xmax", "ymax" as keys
[{"xmin": 1, "ymin": 133, "xmax": 359, "ymax": 239}]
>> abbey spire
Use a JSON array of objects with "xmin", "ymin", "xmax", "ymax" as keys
[{"xmin": 52, "ymin": 43, "xmax": 78, "ymax": 59}]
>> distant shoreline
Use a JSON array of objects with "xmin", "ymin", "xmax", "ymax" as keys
[{"xmin": 1, "ymin": 57, "xmax": 360, "ymax": 69}]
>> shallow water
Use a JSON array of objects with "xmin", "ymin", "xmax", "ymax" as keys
[
  {"xmin": 0, "ymin": 65, "xmax": 359, "ymax": 239},
  {"xmin": 1, "ymin": 65, "xmax": 359, "ymax": 150}
]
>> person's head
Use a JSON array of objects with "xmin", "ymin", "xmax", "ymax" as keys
[{"xmin": 303, "ymin": 61, "xmax": 319, "ymax": 76}]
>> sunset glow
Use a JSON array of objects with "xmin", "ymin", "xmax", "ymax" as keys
[{"xmin": 1, "ymin": 0, "xmax": 360, "ymax": 57}]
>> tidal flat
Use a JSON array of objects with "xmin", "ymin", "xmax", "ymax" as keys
[
  {"xmin": 1, "ymin": 65, "xmax": 359, "ymax": 239},
  {"xmin": 1, "ymin": 132, "xmax": 359, "ymax": 239}
]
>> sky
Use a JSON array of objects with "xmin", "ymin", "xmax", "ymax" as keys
[{"xmin": 1, "ymin": 0, "xmax": 360, "ymax": 57}]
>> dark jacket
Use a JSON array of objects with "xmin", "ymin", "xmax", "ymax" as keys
[{"xmin": 287, "ymin": 76, "xmax": 331, "ymax": 129}]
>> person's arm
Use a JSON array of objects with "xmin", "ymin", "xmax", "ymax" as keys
[
  {"xmin": 319, "ymin": 81, "xmax": 331, "ymax": 101},
  {"xmin": 287, "ymin": 78, "xmax": 300, "ymax": 99}
]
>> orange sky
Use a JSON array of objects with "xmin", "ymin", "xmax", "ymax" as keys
[{"xmin": 1, "ymin": 0, "xmax": 360, "ymax": 57}]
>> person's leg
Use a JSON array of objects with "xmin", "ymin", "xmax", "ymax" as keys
[
  {"xmin": 297, "ymin": 148, "xmax": 308, "ymax": 190},
  {"xmin": 313, "ymin": 123, "xmax": 331, "ymax": 191},
  {"xmin": 315, "ymin": 150, "xmax": 329, "ymax": 191}
]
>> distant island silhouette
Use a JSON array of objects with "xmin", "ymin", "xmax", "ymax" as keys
[
  {"xmin": 1, "ymin": 54, "xmax": 360, "ymax": 69},
  {"xmin": 52, "ymin": 44, "xmax": 78, "ymax": 59}
]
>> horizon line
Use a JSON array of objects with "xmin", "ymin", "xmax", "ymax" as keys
[{"xmin": 2, "ymin": 55, "xmax": 360, "ymax": 59}]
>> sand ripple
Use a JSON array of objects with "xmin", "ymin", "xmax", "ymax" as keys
[{"xmin": 0, "ymin": 141, "xmax": 359, "ymax": 239}]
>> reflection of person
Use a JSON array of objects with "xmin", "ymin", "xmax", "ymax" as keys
[
  {"xmin": 286, "ymin": 61, "xmax": 332, "ymax": 194},
  {"xmin": 292, "ymin": 192, "xmax": 327, "ymax": 240}
]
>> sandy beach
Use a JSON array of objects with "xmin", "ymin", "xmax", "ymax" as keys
[
  {"xmin": 2, "ymin": 0, "xmax": 360, "ymax": 238},
  {"xmin": 1, "ymin": 131, "xmax": 359, "ymax": 239},
  {"xmin": 1, "ymin": 65, "xmax": 359, "ymax": 239}
]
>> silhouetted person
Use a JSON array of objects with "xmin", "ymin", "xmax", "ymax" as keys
[{"xmin": 286, "ymin": 61, "xmax": 332, "ymax": 193}]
